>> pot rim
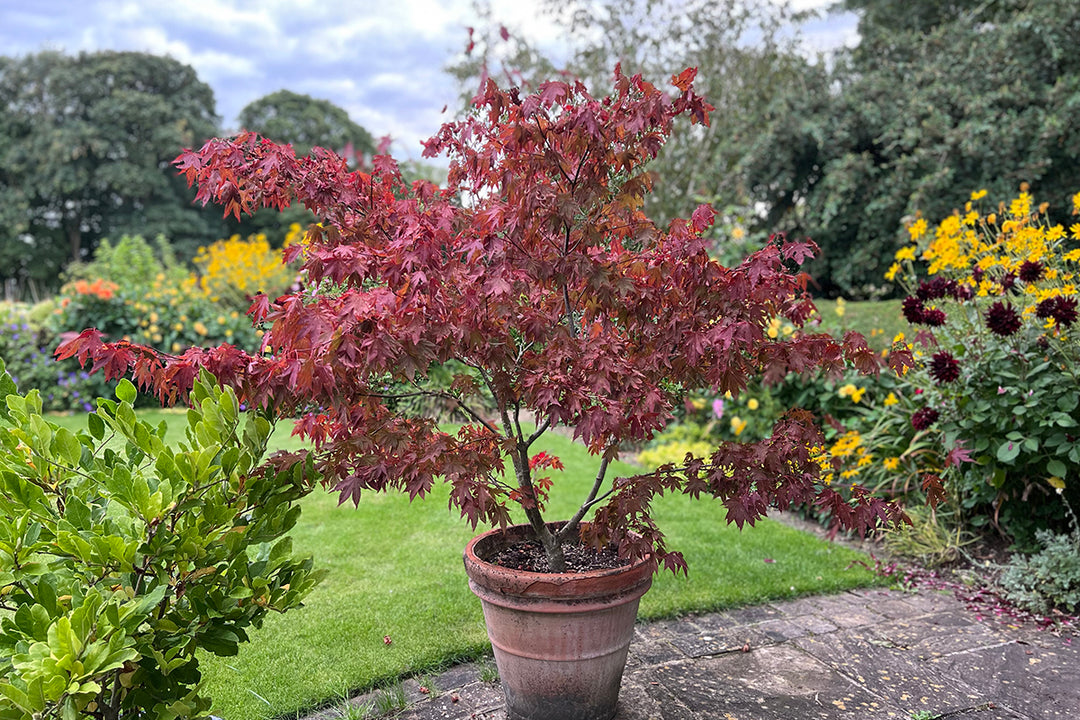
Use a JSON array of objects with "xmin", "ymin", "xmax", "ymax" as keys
[{"xmin": 463, "ymin": 522, "xmax": 655, "ymax": 604}]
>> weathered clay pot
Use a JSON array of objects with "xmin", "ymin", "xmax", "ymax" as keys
[{"xmin": 463, "ymin": 523, "xmax": 654, "ymax": 720}]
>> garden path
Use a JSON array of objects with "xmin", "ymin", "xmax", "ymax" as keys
[{"xmin": 307, "ymin": 586, "xmax": 1078, "ymax": 719}]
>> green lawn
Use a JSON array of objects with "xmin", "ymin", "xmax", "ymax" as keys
[
  {"xmin": 815, "ymin": 298, "xmax": 906, "ymax": 350},
  {"xmin": 47, "ymin": 411, "xmax": 881, "ymax": 720}
]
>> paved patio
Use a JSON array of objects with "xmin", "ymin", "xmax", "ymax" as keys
[{"xmin": 309, "ymin": 586, "xmax": 1078, "ymax": 720}]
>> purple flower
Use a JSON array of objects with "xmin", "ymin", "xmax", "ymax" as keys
[{"xmin": 712, "ymin": 398, "xmax": 725, "ymax": 420}]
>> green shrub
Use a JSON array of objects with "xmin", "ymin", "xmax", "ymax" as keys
[
  {"xmin": 999, "ymin": 529, "xmax": 1080, "ymax": 615},
  {"xmin": 0, "ymin": 304, "xmax": 111, "ymax": 413},
  {"xmin": 0, "ymin": 366, "xmax": 324, "ymax": 719},
  {"xmin": 877, "ymin": 187, "xmax": 1080, "ymax": 545}
]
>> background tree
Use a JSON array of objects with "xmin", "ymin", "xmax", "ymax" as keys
[
  {"xmin": 447, "ymin": 0, "xmax": 814, "ymax": 236},
  {"xmin": 743, "ymin": 0, "xmax": 1080, "ymax": 297},
  {"xmin": 237, "ymin": 89, "xmax": 375, "ymax": 158},
  {"xmin": 0, "ymin": 50, "xmax": 224, "ymax": 293},
  {"xmin": 233, "ymin": 89, "xmax": 377, "ymax": 245}
]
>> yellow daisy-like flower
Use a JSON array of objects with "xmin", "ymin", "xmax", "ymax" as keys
[
  {"xmin": 908, "ymin": 218, "xmax": 928, "ymax": 241},
  {"xmin": 1072, "ymin": 191, "xmax": 1080, "ymax": 214},
  {"xmin": 885, "ymin": 262, "xmax": 901, "ymax": 281},
  {"xmin": 730, "ymin": 416, "xmax": 747, "ymax": 437},
  {"xmin": 895, "ymin": 246, "xmax": 917, "ymax": 262},
  {"xmin": 838, "ymin": 383, "xmax": 856, "ymax": 398},
  {"xmin": 971, "ymin": 189, "xmax": 988, "ymax": 201},
  {"xmin": 850, "ymin": 387, "xmax": 866, "ymax": 403},
  {"xmin": 747, "ymin": 398, "xmax": 759, "ymax": 411},
  {"xmin": 884, "ymin": 392, "xmax": 899, "ymax": 407},
  {"xmin": 883, "ymin": 457, "xmax": 900, "ymax": 471},
  {"xmin": 731, "ymin": 226, "xmax": 746, "ymax": 240}
]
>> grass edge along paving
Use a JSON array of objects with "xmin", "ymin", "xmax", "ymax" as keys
[{"xmin": 46, "ymin": 411, "xmax": 883, "ymax": 720}]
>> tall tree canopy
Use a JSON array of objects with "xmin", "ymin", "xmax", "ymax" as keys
[
  {"xmin": 232, "ymin": 90, "xmax": 378, "ymax": 246},
  {"xmin": 0, "ymin": 50, "xmax": 223, "ymax": 290},
  {"xmin": 237, "ymin": 90, "xmax": 375, "ymax": 158},
  {"xmin": 448, "ymin": 0, "xmax": 812, "ymax": 240},
  {"xmin": 743, "ymin": 0, "xmax": 1080, "ymax": 296}
]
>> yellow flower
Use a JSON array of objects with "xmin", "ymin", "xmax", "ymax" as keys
[
  {"xmin": 731, "ymin": 226, "xmax": 746, "ymax": 240},
  {"xmin": 171, "ymin": 342, "xmax": 182, "ymax": 353},
  {"xmin": 747, "ymin": 398, "xmax": 759, "ymax": 411},
  {"xmin": 730, "ymin": 416, "xmax": 747, "ymax": 436},
  {"xmin": 908, "ymin": 218, "xmax": 928, "ymax": 241},
  {"xmin": 895, "ymin": 246, "xmax": 917, "ymax": 262},
  {"xmin": 885, "ymin": 263, "xmax": 901, "ymax": 281},
  {"xmin": 193, "ymin": 321, "xmax": 209, "ymax": 336},
  {"xmin": 834, "ymin": 298, "xmax": 846, "ymax": 317},
  {"xmin": 883, "ymin": 457, "xmax": 900, "ymax": 471},
  {"xmin": 971, "ymin": 189, "xmax": 988, "ymax": 201},
  {"xmin": 1072, "ymin": 191, "xmax": 1080, "ymax": 214},
  {"xmin": 691, "ymin": 397, "xmax": 707, "ymax": 410},
  {"xmin": 838, "ymin": 383, "xmax": 856, "ymax": 398},
  {"xmin": 850, "ymin": 387, "xmax": 866, "ymax": 403},
  {"xmin": 883, "ymin": 392, "xmax": 899, "ymax": 407}
]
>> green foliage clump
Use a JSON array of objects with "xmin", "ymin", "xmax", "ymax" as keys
[
  {"xmin": 52, "ymin": 235, "xmax": 261, "ymax": 361},
  {"xmin": 0, "ymin": 366, "xmax": 324, "ymax": 719},
  {"xmin": 999, "ymin": 529, "xmax": 1080, "ymax": 615},
  {"xmin": 0, "ymin": 303, "xmax": 110, "ymax": 413}
]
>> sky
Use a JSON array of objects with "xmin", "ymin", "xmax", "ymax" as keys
[{"xmin": 0, "ymin": 0, "xmax": 856, "ymax": 163}]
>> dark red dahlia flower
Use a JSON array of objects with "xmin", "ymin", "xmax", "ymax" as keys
[
  {"xmin": 928, "ymin": 351, "xmax": 961, "ymax": 383},
  {"xmin": 952, "ymin": 283, "xmax": 974, "ymax": 301},
  {"xmin": 911, "ymin": 407, "xmax": 940, "ymax": 431},
  {"xmin": 999, "ymin": 272, "xmax": 1017, "ymax": 293},
  {"xmin": 1053, "ymin": 296, "xmax": 1079, "ymax": 327},
  {"xmin": 1018, "ymin": 261, "xmax": 1044, "ymax": 283},
  {"xmin": 922, "ymin": 308, "xmax": 947, "ymax": 327},
  {"xmin": 917, "ymin": 278, "xmax": 951, "ymax": 301},
  {"xmin": 986, "ymin": 301, "xmax": 1021, "ymax": 336},
  {"xmin": 902, "ymin": 296, "xmax": 925, "ymax": 324}
]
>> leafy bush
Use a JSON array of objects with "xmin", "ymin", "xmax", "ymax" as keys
[
  {"xmin": 999, "ymin": 529, "xmax": 1080, "ymax": 615},
  {"xmin": 53, "ymin": 236, "xmax": 262, "ymax": 358},
  {"xmin": 192, "ymin": 227, "xmax": 302, "ymax": 312},
  {"xmin": 0, "ymin": 367, "xmax": 324, "ymax": 719},
  {"xmin": 877, "ymin": 186, "xmax": 1080, "ymax": 544},
  {"xmin": 0, "ymin": 304, "xmax": 110, "ymax": 412}
]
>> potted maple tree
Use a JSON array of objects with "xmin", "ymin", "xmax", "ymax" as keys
[{"xmin": 60, "ymin": 67, "xmax": 912, "ymax": 720}]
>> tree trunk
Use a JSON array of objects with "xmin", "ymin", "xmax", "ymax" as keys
[
  {"xmin": 67, "ymin": 221, "xmax": 82, "ymax": 264},
  {"xmin": 512, "ymin": 443, "xmax": 566, "ymax": 572}
]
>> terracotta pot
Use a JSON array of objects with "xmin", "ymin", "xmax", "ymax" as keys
[{"xmin": 463, "ymin": 523, "xmax": 655, "ymax": 720}]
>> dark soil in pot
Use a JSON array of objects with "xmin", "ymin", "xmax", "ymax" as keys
[{"xmin": 488, "ymin": 538, "xmax": 631, "ymax": 573}]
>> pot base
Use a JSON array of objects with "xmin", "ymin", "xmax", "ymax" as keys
[{"xmin": 464, "ymin": 524, "xmax": 654, "ymax": 720}]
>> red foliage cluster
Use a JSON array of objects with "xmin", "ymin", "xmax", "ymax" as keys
[{"xmin": 58, "ymin": 66, "xmax": 911, "ymax": 573}]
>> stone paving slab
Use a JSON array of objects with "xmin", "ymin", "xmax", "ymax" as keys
[{"xmin": 309, "ymin": 588, "xmax": 1076, "ymax": 720}]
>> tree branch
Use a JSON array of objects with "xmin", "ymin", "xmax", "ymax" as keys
[{"xmin": 557, "ymin": 445, "xmax": 614, "ymax": 542}]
